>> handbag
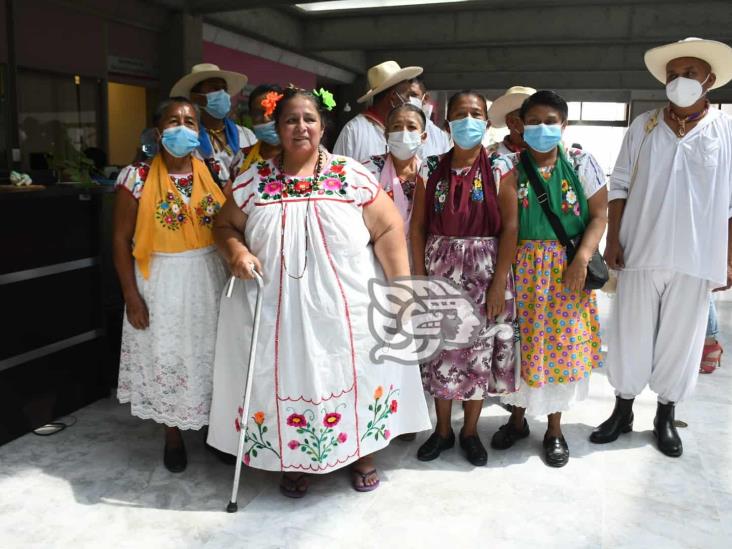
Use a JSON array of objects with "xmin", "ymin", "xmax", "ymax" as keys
[{"xmin": 520, "ymin": 152, "xmax": 609, "ymax": 290}]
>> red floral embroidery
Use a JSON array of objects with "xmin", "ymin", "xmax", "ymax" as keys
[
  {"xmin": 323, "ymin": 412, "xmax": 341, "ymax": 427},
  {"xmin": 293, "ymin": 180, "xmax": 312, "ymax": 193},
  {"xmin": 258, "ymin": 165, "xmax": 272, "ymax": 178},
  {"xmin": 287, "ymin": 413, "xmax": 308, "ymax": 427},
  {"xmin": 337, "ymin": 432, "xmax": 348, "ymax": 443},
  {"xmin": 390, "ymin": 400, "xmax": 398, "ymax": 413}
]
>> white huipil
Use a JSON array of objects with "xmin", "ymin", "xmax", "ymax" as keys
[
  {"xmin": 206, "ymin": 155, "xmax": 431, "ymax": 472},
  {"xmin": 333, "ymin": 113, "xmax": 451, "ymax": 162},
  {"xmin": 606, "ymin": 107, "xmax": 732, "ymax": 403}
]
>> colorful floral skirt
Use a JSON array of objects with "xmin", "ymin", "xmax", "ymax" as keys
[
  {"xmin": 421, "ymin": 235, "xmax": 517, "ymax": 400},
  {"xmin": 510, "ymin": 240, "xmax": 601, "ymax": 389}
]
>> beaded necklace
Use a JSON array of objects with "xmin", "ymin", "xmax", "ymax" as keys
[{"xmin": 277, "ymin": 147, "xmax": 324, "ymax": 279}]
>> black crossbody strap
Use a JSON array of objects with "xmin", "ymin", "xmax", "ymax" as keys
[{"xmin": 519, "ymin": 152, "xmax": 576, "ymax": 255}]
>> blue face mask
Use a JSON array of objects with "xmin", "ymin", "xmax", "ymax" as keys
[
  {"xmin": 203, "ymin": 89, "xmax": 231, "ymax": 119},
  {"xmin": 253, "ymin": 121, "xmax": 281, "ymax": 146},
  {"xmin": 448, "ymin": 116, "xmax": 487, "ymax": 150},
  {"xmin": 523, "ymin": 123, "xmax": 563, "ymax": 153},
  {"xmin": 161, "ymin": 126, "xmax": 200, "ymax": 158}
]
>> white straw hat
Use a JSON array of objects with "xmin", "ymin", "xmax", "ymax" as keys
[
  {"xmin": 170, "ymin": 63, "xmax": 249, "ymax": 98},
  {"xmin": 357, "ymin": 61, "xmax": 424, "ymax": 104},
  {"xmin": 644, "ymin": 37, "xmax": 732, "ymax": 90},
  {"xmin": 487, "ymin": 86, "xmax": 537, "ymax": 128}
]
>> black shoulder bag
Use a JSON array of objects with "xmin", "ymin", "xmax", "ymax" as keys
[{"xmin": 520, "ymin": 152, "xmax": 609, "ymax": 290}]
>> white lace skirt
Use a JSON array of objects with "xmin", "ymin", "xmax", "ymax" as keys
[
  {"xmin": 117, "ymin": 246, "xmax": 228, "ymax": 430},
  {"xmin": 501, "ymin": 378, "xmax": 590, "ymax": 417}
]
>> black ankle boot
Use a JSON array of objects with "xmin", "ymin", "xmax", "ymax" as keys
[
  {"xmin": 590, "ymin": 396, "xmax": 634, "ymax": 444},
  {"xmin": 653, "ymin": 401, "xmax": 683, "ymax": 457}
]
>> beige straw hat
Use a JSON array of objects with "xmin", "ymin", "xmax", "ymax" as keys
[
  {"xmin": 644, "ymin": 37, "xmax": 732, "ymax": 89},
  {"xmin": 487, "ymin": 86, "xmax": 537, "ymax": 128},
  {"xmin": 357, "ymin": 61, "xmax": 424, "ymax": 104},
  {"xmin": 170, "ymin": 63, "xmax": 248, "ymax": 98}
]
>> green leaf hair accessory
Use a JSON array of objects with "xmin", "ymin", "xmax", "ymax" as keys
[{"xmin": 313, "ymin": 88, "xmax": 336, "ymax": 111}]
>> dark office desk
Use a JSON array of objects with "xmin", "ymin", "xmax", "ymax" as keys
[{"xmin": 0, "ymin": 185, "xmax": 123, "ymax": 445}]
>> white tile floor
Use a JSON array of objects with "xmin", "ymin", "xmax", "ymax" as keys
[{"xmin": 1, "ymin": 300, "xmax": 730, "ymax": 549}]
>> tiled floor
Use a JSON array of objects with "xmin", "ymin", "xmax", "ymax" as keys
[{"xmin": 1, "ymin": 299, "xmax": 730, "ymax": 548}]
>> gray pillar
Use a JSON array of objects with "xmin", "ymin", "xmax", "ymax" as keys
[{"xmin": 159, "ymin": 12, "xmax": 202, "ymax": 100}]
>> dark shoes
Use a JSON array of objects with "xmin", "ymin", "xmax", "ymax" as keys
[
  {"xmin": 653, "ymin": 401, "xmax": 683, "ymax": 457},
  {"xmin": 417, "ymin": 430, "xmax": 455, "ymax": 461},
  {"xmin": 459, "ymin": 431, "xmax": 488, "ymax": 466},
  {"xmin": 491, "ymin": 418, "xmax": 530, "ymax": 450},
  {"xmin": 590, "ymin": 397, "xmax": 634, "ymax": 444},
  {"xmin": 164, "ymin": 440, "xmax": 187, "ymax": 473},
  {"xmin": 205, "ymin": 442, "xmax": 236, "ymax": 465},
  {"xmin": 543, "ymin": 434, "xmax": 569, "ymax": 467}
]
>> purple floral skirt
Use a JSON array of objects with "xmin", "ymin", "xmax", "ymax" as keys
[{"xmin": 421, "ymin": 235, "xmax": 517, "ymax": 400}]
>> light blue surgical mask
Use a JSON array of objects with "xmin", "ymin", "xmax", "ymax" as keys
[
  {"xmin": 161, "ymin": 126, "xmax": 200, "ymax": 158},
  {"xmin": 253, "ymin": 121, "xmax": 281, "ymax": 146},
  {"xmin": 448, "ymin": 116, "xmax": 487, "ymax": 150},
  {"xmin": 203, "ymin": 89, "xmax": 231, "ymax": 119},
  {"xmin": 523, "ymin": 123, "xmax": 563, "ymax": 153}
]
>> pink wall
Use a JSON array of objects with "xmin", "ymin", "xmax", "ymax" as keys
[{"xmin": 203, "ymin": 42, "xmax": 317, "ymax": 91}]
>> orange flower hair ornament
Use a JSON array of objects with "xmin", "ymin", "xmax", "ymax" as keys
[{"xmin": 261, "ymin": 91, "xmax": 284, "ymax": 117}]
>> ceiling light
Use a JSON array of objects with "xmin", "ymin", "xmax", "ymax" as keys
[{"xmin": 296, "ymin": 0, "xmax": 472, "ymax": 13}]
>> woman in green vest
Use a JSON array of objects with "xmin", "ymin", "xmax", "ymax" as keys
[{"xmin": 490, "ymin": 90, "xmax": 608, "ymax": 467}]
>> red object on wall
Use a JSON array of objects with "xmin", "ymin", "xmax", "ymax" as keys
[{"xmin": 203, "ymin": 42, "xmax": 317, "ymax": 92}]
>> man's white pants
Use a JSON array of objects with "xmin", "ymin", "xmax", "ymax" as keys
[{"xmin": 606, "ymin": 269, "xmax": 711, "ymax": 404}]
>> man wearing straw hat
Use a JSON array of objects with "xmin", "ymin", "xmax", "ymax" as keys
[
  {"xmin": 486, "ymin": 85, "xmax": 537, "ymax": 157},
  {"xmin": 334, "ymin": 61, "xmax": 450, "ymax": 162},
  {"xmin": 170, "ymin": 63, "xmax": 256, "ymax": 186},
  {"xmin": 591, "ymin": 38, "xmax": 732, "ymax": 457}
]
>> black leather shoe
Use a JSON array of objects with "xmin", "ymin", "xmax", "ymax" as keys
[
  {"xmin": 543, "ymin": 434, "xmax": 569, "ymax": 467},
  {"xmin": 653, "ymin": 401, "xmax": 683, "ymax": 457},
  {"xmin": 491, "ymin": 418, "xmax": 530, "ymax": 450},
  {"xmin": 590, "ymin": 396, "xmax": 634, "ymax": 444},
  {"xmin": 417, "ymin": 430, "xmax": 455, "ymax": 461},
  {"xmin": 164, "ymin": 440, "xmax": 187, "ymax": 473},
  {"xmin": 459, "ymin": 432, "xmax": 488, "ymax": 466}
]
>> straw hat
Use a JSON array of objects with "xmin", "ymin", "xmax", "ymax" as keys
[
  {"xmin": 170, "ymin": 63, "xmax": 248, "ymax": 98},
  {"xmin": 357, "ymin": 61, "xmax": 423, "ymax": 104},
  {"xmin": 487, "ymin": 86, "xmax": 537, "ymax": 128},
  {"xmin": 644, "ymin": 37, "xmax": 732, "ymax": 90}
]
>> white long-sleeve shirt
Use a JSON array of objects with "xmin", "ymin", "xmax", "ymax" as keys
[
  {"xmin": 609, "ymin": 107, "xmax": 732, "ymax": 286},
  {"xmin": 333, "ymin": 114, "xmax": 451, "ymax": 163}
]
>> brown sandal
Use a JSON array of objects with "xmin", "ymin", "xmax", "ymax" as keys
[
  {"xmin": 279, "ymin": 473, "xmax": 309, "ymax": 498},
  {"xmin": 350, "ymin": 468, "xmax": 380, "ymax": 492}
]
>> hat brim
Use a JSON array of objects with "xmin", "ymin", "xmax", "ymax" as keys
[
  {"xmin": 644, "ymin": 39, "xmax": 732, "ymax": 90},
  {"xmin": 170, "ymin": 70, "xmax": 248, "ymax": 98},
  {"xmin": 488, "ymin": 93, "xmax": 532, "ymax": 128},
  {"xmin": 357, "ymin": 66, "xmax": 424, "ymax": 104}
]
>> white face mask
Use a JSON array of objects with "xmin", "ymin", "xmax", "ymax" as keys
[
  {"xmin": 422, "ymin": 103, "xmax": 434, "ymax": 121},
  {"xmin": 666, "ymin": 74, "xmax": 709, "ymax": 108},
  {"xmin": 408, "ymin": 96, "xmax": 423, "ymax": 110},
  {"xmin": 387, "ymin": 130, "xmax": 423, "ymax": 160}
]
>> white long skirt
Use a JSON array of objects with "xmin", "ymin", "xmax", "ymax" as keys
[{"xmin": 117, "ymin": 246, "xmax": 228, "ymax": 430}]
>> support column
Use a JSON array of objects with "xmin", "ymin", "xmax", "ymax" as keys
[{"xmin": 159, "ymin": 12, "xmax": 202, "ymax": 99}]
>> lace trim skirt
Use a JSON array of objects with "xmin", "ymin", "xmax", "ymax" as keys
[{"xmin": 117, "ymin": 246, "xmax": 228, "ymax": 429}]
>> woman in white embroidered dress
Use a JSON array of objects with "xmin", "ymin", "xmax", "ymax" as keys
[
  {"xmin": 113, "ymin": 97, "xmax": 228, "ymax": 473},
  {"xmin": 207, "ymin": 88, "xmax": 430, "ymax": 497}
]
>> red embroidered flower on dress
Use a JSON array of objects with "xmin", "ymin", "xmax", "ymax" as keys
[
  {"xmin": 287, "ymin": 413, "xmax": 307, "ymax": 427},
  {"xmin": 390, "ymin": 400, "xmax": 398, "ymax": 413},
  {"xmin": 338, "ymin": 432, "xmax": 348, "ymax": 443},
  {"xmin": 293, "ymin": 179, "xmax": 312, "ymax": 193},
  {"xmin": 329, "ymin": 164, "xmax": 345, "ymax": 175},
  {"xmin": 323, "ymin": 412, "xmax": 341, "ymax": 428},
  {"xmin": 137, "ymin": 164, "xmax": 149, "ymax": 180},
  {"xmin": 243, "ymin": 454, "xmax": 250, "ymax": 465},
  {"xmin": 258, "ymin": 165, "xmax": 272, "ymax": 178},
  {"xmin": 322, "ymin": 177, "xmax": 342, "ymax": 191},
  {"xmin": 288, "ymin": 439, "xmax": 300, "ymax": 450},
  {"xmin": 234, "ymin": 417, "xmax": 241, "ymax": 432},
  {"xmin": 384, "ymin": 430, "xmax": 391, "ymax": 440},
  {"xmin": 264, "ymin": 181, "xmax": 284, "ymax": 195}
]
